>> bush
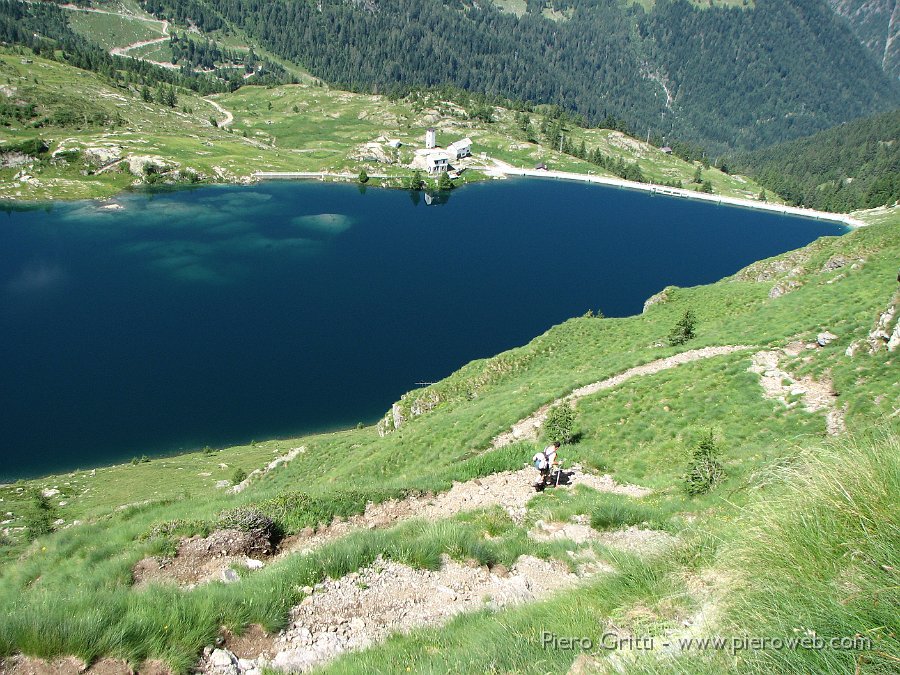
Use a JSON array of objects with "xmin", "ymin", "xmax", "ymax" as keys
[
  {"xmin": 1, "ymin": 137, "xmax": 48, "ymax": 157},
  {"xmin": 231, "ymin": 468, "xmax": 247, "ymax": 485},
  {"xmin": 543, "ymin": 403, "xmax": 576, "ymax": 445},
  {"xmin": 217, "ymin": 506, "xmax": 276, "ymax": 540},
  {"xmin": 358, "ymin": 168, "xmax": 369, "ymax": 184},
  {"xmin": 22, "ymin": 490, "xmax": 56, "ymax": 540},
  {"xmin": 668, "ymin": 309, "xmax": 697, "ymax": 346},
  {"xmin": 684, "ymin": 428, "xmax": 725, "ymax": 495}
]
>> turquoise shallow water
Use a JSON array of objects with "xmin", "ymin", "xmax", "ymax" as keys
[{"xmin": 0, "ymin": 179, "xmax": 846, "ymax": 479}]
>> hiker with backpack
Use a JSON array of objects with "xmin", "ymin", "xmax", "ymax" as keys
[{"xmin": 532, "ymin": 441, "xmax": 561, "ymax": 489}]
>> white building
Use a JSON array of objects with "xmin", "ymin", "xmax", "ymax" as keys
[
  {"xmin": 413, "ymin": 148, "xmax": 450, "ymax": 174},
  {"xmin": 425, "ymin": 128, "xmax": 437, "ymax": 149},
  {"xmin": 446, "ymin": 138, "xmax": 472, "ymax": 159}
]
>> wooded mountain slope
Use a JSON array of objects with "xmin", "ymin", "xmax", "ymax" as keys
[
  {"xmin": 827, "ymin": 0, "xmax": 900, "ymax": 80},
  {"xmin": 733, "ymin": 108, "xmax": 900, "ymax": 212},
  {"xmin": 160, "ymin": 0, "xmax": 900, "ymax": 152}
]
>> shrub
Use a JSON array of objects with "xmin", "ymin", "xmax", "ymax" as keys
[
  {"xmin": 543, "ymin": 403, "xmax": 576, "ymax": 445},
  {"xmin": 1, "ymin": 137, "xmax": 48, "ymax": 156},
  {"xmin": 144, "ymin": 518, "xmax": 210, "ymax": 540},
  {"xmin": 668, "ymin": 309, "xmax": 697, "ymax": 346},
  {"xmin": 357, "ymin": 168, "xmax": 369, "ymax": 184},
  {"xmin": 217, "ymin": 506, "xmax": 276, "ymax": 540},
  {"xmin": 231, "ymin": 468, "xmax": 247, "ymax": 486},
  {"xmin": 22, "ymin": 490, "xmax": 56, "ymax": 540},
  {"xmin": 684, "ymin": 428, "xmax": 725, "ymax": 495}
]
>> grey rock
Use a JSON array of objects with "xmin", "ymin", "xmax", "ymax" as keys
[
  {"xmin": 209, "ymin": 648, "xmax": 236, "ymax": 668},
  {"xmin": 221, "ymin": 568, "xmax": 240, "ymax": 584},
  {"xmin": 817, "ymin": 331, "xmax": 838, "ymax": 347},
  {"xmin": 889, "ymin": 321, "xmax": 900, "ymax": 352},
  {"xmin": 642, "ymin": 287, "xmax": 670, "ymax": 313}
]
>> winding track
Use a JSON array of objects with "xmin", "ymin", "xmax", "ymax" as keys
[{"xmin": 492, "ymin": 345, "xmax": 755, "ymax": 448}]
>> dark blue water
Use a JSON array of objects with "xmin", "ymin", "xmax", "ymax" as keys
[{"xmin": 0, "ymin": 179, "xmax": 845, "ymax": 479}]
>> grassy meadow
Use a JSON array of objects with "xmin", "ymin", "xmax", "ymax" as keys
[
  {"xmin": 66, "ymin": 10, "xmax": 166, "ymax": 51},
  {"xmin": 0, "ymin": 204, "xmax": 897, "ymax": 671}
]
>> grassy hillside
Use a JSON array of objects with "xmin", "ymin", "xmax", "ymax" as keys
[
  {"xmin": 0, "ymin": 50, "xmax": 773, "ymax": 202},
  {"xmin": 0, "ymin": 205, "xmax": 897, "ymax": 673}
]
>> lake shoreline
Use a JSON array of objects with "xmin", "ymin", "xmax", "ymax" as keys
[
  {"xmin": 252, "ymin": 166, "xmax": 865, "ymax": 228},
  {"xmin": 2, "ymin": 164, "xmax": 865, "ymax": 229}
]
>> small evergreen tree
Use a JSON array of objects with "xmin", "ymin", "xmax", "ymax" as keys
[
  {"xmin": 358, "ymin": 168, "xmax": 369, "ymax": 184},
  {"xmin": 406, "ymin": 169, "xmax": 424, "ymax": 190},
  {"xmin": 437, "ymin": 171, "xmax": 452, "ymax": 190},
  {"xmin": 23, "ymin": 490, "xmax": 56, "ymax": 540},
  {"xmin": 700, "ymin": 179, "xmax": 713, "ymax": 193},
  {"xmin": 692, "ymin": 164, "xmax": 703, "ymax": 184},
  {"xmin": 668, "ymin": 309, "xmax": 696, "ymax": 346},
  {"xmin": 684, "ymin": 428, "xmax": 725, "ymax": 495},
  {"xmin": 543, "ymin": 403, "xmax": 576, "ymax": 445}
]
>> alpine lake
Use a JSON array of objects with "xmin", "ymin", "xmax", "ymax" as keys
[{"xmin": 0, "ymin": 178, "xmax": 847, "ymax": 479}]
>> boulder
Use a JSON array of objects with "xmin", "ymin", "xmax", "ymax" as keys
[
  {"xmin": 889, "ymin": 321, "xmax": 900, "ymax": 352},
  {"xmin": 821, "ymin": 255, "xmax": 849, "ymax": 272},
  {"xmin": 769, "ymin": 280, "xmax": 802, "ymax": 299},
  {"xmin": 126, "ymin": 154, "xmax": 175, "ymax": 176},
  {"xmin": 816, "ymin": 331, "xmax": 837, "ymax": 347},
  {"xmin": 84, "ymin": 145, "xmax": 122, "ymax": 167},
  {"xmin": 642, "ymin": 288, "xmax": 670, "ymax": 313},
  {"xmin": 210, "ymin": 648, "xmax": 236, "ymax": 667}
]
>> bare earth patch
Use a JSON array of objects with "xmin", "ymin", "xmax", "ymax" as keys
[{"xmin": 197, "ymin": 553, "xmax": 603, "ymax": 675}]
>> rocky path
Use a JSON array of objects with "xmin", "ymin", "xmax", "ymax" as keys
[
  {"xmin": 277, "ymin": 465, "xmax": 650, "ymax": 562},
  {"xmin": 205, "ymin": 554, "xmax": 593, "ymax": 675},
  {"xmin": 132, "ymin": 465, "xmax": 652, "ymax": 588},
  {"xmin": 747, "ymin": 348, "xmax": 845, "ymax": 435},
  {"xmin": 492, "ymin": 346, "xmax": 754, "ymax": 448}
]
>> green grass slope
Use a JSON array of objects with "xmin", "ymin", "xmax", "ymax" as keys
[{"xmin": 0, "ymin": 205, "xmax": 897, "ymax": 672}]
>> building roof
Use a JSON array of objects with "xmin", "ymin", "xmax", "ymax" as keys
[{"xmin": 447, "ymin": 138, "xmax": 472, "ymax": 150}]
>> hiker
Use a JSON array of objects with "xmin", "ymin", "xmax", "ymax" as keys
[{"xmin": 532, "ymin": 441, "xmax": 561, "ymax": 488}]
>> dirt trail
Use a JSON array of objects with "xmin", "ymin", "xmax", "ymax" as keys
[
  {"xmin": 493, "ymin": 346, "xmax": 754, "ymax": 448},
  {"xmin": 132, "ymin": 465, "xmax": 652, "ymax": 589},
  {"xmin": 109, "ymin": 28, "xmax": 169, "ymax": 59},
  {"xmin": 205, "ymin": 98, "xmax": 235, "ymax": 128},
  {"xmin": 278, "ymin": 465, "xmax": 650, "ymax": 560}
]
